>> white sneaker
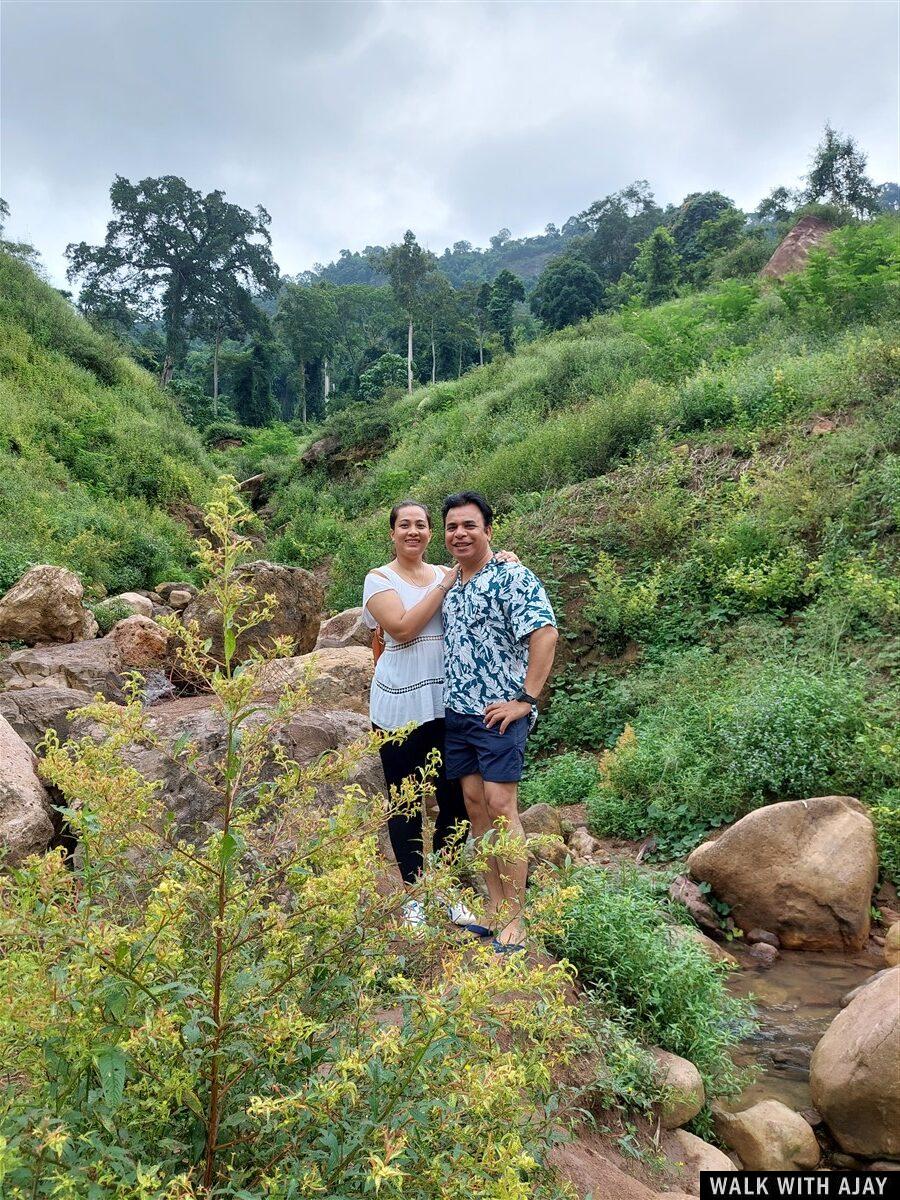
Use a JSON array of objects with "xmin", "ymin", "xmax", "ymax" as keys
[
  {"xmin": 402, "ymin": 899, "xmax": 427, "ymax": 929},
  {"xmin": 445, "ymin": 899, "xmax": 489, "ymax": 931}
]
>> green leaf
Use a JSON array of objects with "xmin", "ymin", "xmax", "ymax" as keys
[
  {"xmin": 224, "ymin": 625, "xmax": 237, "ymax": 663},
  {"xmin": 94, "ymin": 1047, "xmax": 127, "ymax": 1112},
  {"xmin": 219, "ymin": 831, "xmax": 240, "ymax": 867}
]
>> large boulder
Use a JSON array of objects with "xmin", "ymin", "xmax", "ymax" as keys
[
  {"xmin": 885, "ymin": 921, "xmax": 900, "ymax": 967},
  {"xmin": 667, "ymin": 1130, "xmax": 736, "ymax": 1193},
  {"xmin": 0, "ymin": 714, "xmax": 55, "ymax": 865},
  {"xmin": 687, "ymin": 796, "xmax": 878, "ymax": 950},
  {"xmin": 181, "ymin": 562, "xmax": 322, "ymax": 661},
  {"xmin": 713, "ymin": 1100, "xmax": 820, "ymax": 1169},
  {"xmin": 0, "ymin": 565, "xmax": 98, "ymax": 644},
  {"xmin": 668, "ymin": 875, "xmax": 722, "ymax": 938},
  {"xmin": 651, "ymin": 1049, "xmax": 705, "ymax": 1130},
  {"xmin": 257, "ymin": 646, "xmax": 373, "ymax": 714},
  {"xmin": 0, "ymin": 619, "xmax": 170, "ymax": 701},
  {"xmin": 0, "ymin": 687, "xmax": 93, "ymax": 750},
  {"xmin": 108, "ymin": 592, "xmax": 154, "ymax": 619},
  {"xmin": 809, "ymin": 966, "xmax": 900, "ymax": 1158},
  {"xmin": 316, "ymin": 607, "xmax": 372, "ymax": 650}
]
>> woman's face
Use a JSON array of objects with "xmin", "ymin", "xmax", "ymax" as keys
[{"xmin": 391, "ymin": 505, "xmax": 432, "ymax": 556}]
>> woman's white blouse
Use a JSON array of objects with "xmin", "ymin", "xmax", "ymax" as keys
[{"xmin": 362, "ymin": 563, "xmax": 446, "ymax": 731}]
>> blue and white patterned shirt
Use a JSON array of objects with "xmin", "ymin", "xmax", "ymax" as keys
[{"xmin": 443, "ymin": 557, "xmax": 557, "ymax": 715}]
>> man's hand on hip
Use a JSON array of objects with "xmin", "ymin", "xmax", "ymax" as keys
[{"xmin": 484, "ymin": 699, "xmax": 532, "ymax": 733}]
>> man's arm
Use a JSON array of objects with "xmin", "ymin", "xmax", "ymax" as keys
[{"xmin": 483, "ymin": 624, "xmax": 558, "ymax": 733}]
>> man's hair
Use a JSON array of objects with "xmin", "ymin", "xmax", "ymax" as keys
[
  {"xmin": 441, "ymin": 491, "xmax": 493, "ymax": 527},
  {"xmin": 389, "ymin": 499, "xmax": 431, "ymax": 530}
]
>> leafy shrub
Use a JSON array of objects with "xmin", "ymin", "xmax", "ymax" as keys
[
  {"xmin": 529, "ymin": 668, "xmax": 631, "ymax": 756},
  {"xmin": 870, "ymin": 790, "xmax": 900, "ymax": 886},
  {"xmin": 89, "ymin": 597, "xmax": 134, "ymax": 635},
  {"xmin": 0, "ymin": 545, "xmax": 32, "ymax": 596},
  {"xmin": 548, "ymin": 868, "xmax": 752, "ymax": 1108},
  {"xmin": 584, "ymin": 552, "xmax": 662, "ymax": 650},
  {"xmin": 0, "ymin": 483, "xmax": 580, "ymax": 1199},
  {"xmin": 359, "ymin": 352, "xmax": 408, "ymax": 401},
  {"xmin": 521, "ymin": 753, "xmax": 602, "ymax": 809}
]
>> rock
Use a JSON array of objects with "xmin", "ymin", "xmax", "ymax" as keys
[
  {"xmin": 747, "ymin": 929, "xmax": 780, "ymax": 948},
  {"xmin": 155, "ymin": 582, "xmax": 197, "ymax": 603},
  {"xmin": 799, "ymin": 1107, "xmax": 823, "ymax": 1127},
  {"xmin": 714, "ymin": 1100, "xmax": 819, "ymax": 1169},
  {"xmin": 669, "ymin": 924, "xmax": 740, "ymax": 967},
  {"xmin": 181, "ymin": 562, "xmax": 322, "ymax": 661},
  {"xmin": 316, "ymin": 607, "xmax": 372, "ymax": 650},
  {"xmin": 301, "ymin": 434, "xmax": 341, "ymax": 467},
  {"xmin": 567, "ymin": 826, "xmax": 600, "ymax": 859},
  {"xmin": 669, "ymin": 875, "xmax": 722, "ymax": 937},
  {"xmin": 167, "ymin": 589, "xmax": 193, "ymax": 611},
  {"xmin": 0, "ymin": 637, "xmax": 127, "ymax": 700},
  {"xmin": 0, "ymin": 687, "xmax": 93, "ymax": 750},
  {"xmin": 519, "ymin": 803, "xmax": 564, "ymax": 838},
  {"xmin": 748, "ymin": 942, "xmax": 779, "ymax": 967},
  {"xmin": 833, "ymin": 1154, "xmax": 864, "ymax": 1170},
  {"xmin": 0, "ymin": 565, "xmax": 98, "ymax": 644},
  {"xmin": 687, "ymin": 796, "xmax": 878, "ymax": 951},
  {"xmin": 257, "ymin": 646, "xmax": 374, "ymax": 714},
  {"xmin": 109, "ymin": 592, "xmax": 153, "ymax": 618},
  {"xmin": 809, "ymin": 966, "xmax": 900, "ymax": 1158},
  {"xmin": 550, "ymin": 1133, "xmax": 661, "ymax": 1200},
  {"xmin": 840, "ymin": 969, "xmax": 891, "ymax": 1008},
  {"xmin": 0, "ymin": 714, "xmax": 55, "ymax": 865},
  {"xmin": 885, "ymin": 921, "xmax": 900, "ymax": 967},
  {"xmin": 669, "ymin": 1130, "xmax": 736, "ymax": 1191},
  {"xmin": 870, "ymin": 1162, "xmax": 900, "ymax": 1172},
  {"xmin": 761, "ymin": 215, "xmax": 834, "ymax": 280},
  {"xmin": 526, "ymin": 833, "xmax": 567, "ymax": 871},
  {"xmin": 651, "ymin": 1049, "xmax": 705, "ymax": 1129},
  {"xmin": 108, "ymin": 616, "xmax": 170, "ymax": 669}
]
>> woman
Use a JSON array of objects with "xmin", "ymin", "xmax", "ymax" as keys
[{"xmin": 363, "ymin": 499, "xmax": 494, "ymax": 932}]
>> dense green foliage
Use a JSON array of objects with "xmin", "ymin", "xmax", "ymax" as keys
[
  {"xmin": 258, "ymin": 218, "xmax": 900, "ymax": 863},
  {"xmin": 0, "ymin": 251, "xmax": 212, "ymax": 594},
  {"xmin": 548, "ymin": 869, "xmax": 753, "ymax": 1111}
]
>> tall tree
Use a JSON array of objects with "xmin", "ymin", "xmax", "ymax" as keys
[
  {"xmin": 418, "ymin": 271, "xmax": 457, "ymax": 384},
  {"xmin": 669, "ymin": 191, "xmax": 735, "ymax": 266},
  {"xmin": 531, "ymin": 257, "xmax": 604, "ymax": 330},
  {"xmin": 633, "ymin": 227, "xmax": 681, "ymax": 305},
  {"xmin": 486, "ymin": 269, "xmax": 526, "ymax": 352},
  {"xmin": 371, "ymin": 231, "xmax": 436, "ymax": 393},
  {"xmin": 66, "ymin": 175, "xmax": 278, "ymax": 384},
  {"xmin": 804, "ymin": 124, "xmax": 879, "ymax": 217},
  {"xmin": 275, "ymin": 282, "xmax": 339, "ymax": 423},
  {"xmin": 577, "ymin": 181, "xmax": 664, "ymax": 286},
  {"xmin": 232, "ymin": 331, "xmax": 278, "ymax": 427}
]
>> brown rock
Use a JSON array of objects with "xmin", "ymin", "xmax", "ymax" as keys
[
  {"xmin": 651, "ymin": 1049, "xmax": 705, "ymax": 1129},
  {"xmin": 0, "ymin": 687, "xmax": 93, "ymax": 750},
  {"xmin": 668, "ymin": 1130, "xmax": 736, "ymax": 1192},
  {"xmin": 109, "ymin": 592, "xmax": 154, "ymax": 618},
  {"xmin": 809, "ymin": 966, "xmax": 900, "ymax": 1158},
  {"xmin": 316, "ymin": 607, "xmax": 372, "ymax": 650},
  {"xmin": 0, "ymin": 637, "xmax": 127, "ymax": 699},
  {"xmin": 760, "ymin": 215, "xmax": 834, "ymax": 280},
  {"xmin": 746, "ymin": 929, "xmax": 780, "ymax": 948},
  {"xmin": 713, "ymin": 1100, "xmax": 820, "ymax": 1169},
  {"xmin": 108, "ymin": 617, "xmax": 170, "ymax": 669},
  {"xmin": 748, "ymin": 942, "xmax": 779, "ymax": 967},
  {"xmin": 885, "ymin": 921, "xmax": 900, "ymax": 967},
  {"xmin": 687, "ymin": 796, "xmax": 878, "ymax": 950},
  {"xmin": 669, "ymin": 874, "xmax": 722, "ymax": 937},
  {"xmin": 181, "ymin": 561, "xmax": 322, "ymax": 661},
  {"xmin": 0, "ymin": 713, "xmax": 55, "ymax": 865},
  {"xmin": 669, "ymin": 924, "xmax": 740, "ymax": 967},
  {"xmin": 520, "ymin": 803, "xmax": 564, "ymax": 838},
  {"xmin": 526, "ymin": 833, "xmax": 567, "ymax": 871},
  {"xmin": 567, "ymin": 825, "xmax": 601, "ymax": 859},
  {"xmin": 257, "ymin": 646, "xmax": 374, "ymax": 714},
  {"xmin": 167, "ymin": 589, "xmax": 193, "ymax": 611},
  {"xmin": 155, "ymin": 582, "xmax": 197, "ymax": 603},
  {"xmin": 840, "ymin": 969, "xmax": 891, "ymax": 1008},
  {"xmin": 0, "ymin": 565, "xmax": 98, "ymax": 644}
]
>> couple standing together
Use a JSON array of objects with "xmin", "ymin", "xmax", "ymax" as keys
[{"xmin": 362, "ymin": 491, "xmax": 558, "ymax": 951}]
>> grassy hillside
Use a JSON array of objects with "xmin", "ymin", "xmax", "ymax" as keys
[
  {"xmin": 259, "ymin": 218, "xmax": 900, "ymax": 872},
  {"xmin": 0, "ymin": 252, "xmax": 213, "ymax": 596}
]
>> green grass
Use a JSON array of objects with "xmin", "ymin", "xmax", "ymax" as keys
[{"xmin": 0, "ymin": 252, "xmax": 214, "ymax": 594}]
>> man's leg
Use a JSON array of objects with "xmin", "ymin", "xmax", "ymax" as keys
[
  {"xmin": 483, "ymin": 781, "xmax": 526, "ymax": 946},
  {"xmin": 460, "ymin": 773, "xmax": 506, "ymax": 928}
]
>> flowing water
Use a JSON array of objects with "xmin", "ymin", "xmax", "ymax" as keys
[{"xmin": 724, "ymin": 946, "xmax": 882, "ymax": 1113}]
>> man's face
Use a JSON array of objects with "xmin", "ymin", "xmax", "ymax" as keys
[{"xmin": 444, "ymin": 503, "xmax": 492, "ymax": 565}]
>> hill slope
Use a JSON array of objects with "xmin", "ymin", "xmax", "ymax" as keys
[
  {"xmin": 257, "ymin": 218, "xmax": 900, "ymax": 870},
  {"xmin": 0, "ymin": 252, "xmax": 214, "ymax": 596}
]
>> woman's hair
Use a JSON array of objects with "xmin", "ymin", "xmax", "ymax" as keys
[{"xmin": 389, "ymin": 499, "xmax": 432, "ymax": 529}]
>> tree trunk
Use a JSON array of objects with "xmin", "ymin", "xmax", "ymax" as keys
[
  {"xmin": 323, "ymin": 358, "xmax": 330, "ymax": 408},
  {"xmin": 457, "ymin": 342, "xmax": 463, "ymax": 378},
  {"xmin": 212, "ymin": 332, "xmax": 221, "ymax": 419},
  {"xmin": 478, "ymin": 336, "xmax": 484, "ymax": 368},
  {"xmin": 407, "ymin": 319, "xmax": 414, "ymax": 395},
  {"xmin": 299, "ymin": 365, "xmax": 307, "ymax": 426},
  {"xmin": 160, "ymin": 355, "xmax": 174, "ymax": 387},
  {"xmin": 431, "ymin": 320, "xmax": 436, "ymax": 385}
]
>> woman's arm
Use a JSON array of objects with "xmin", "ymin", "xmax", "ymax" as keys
[{"xmin": 366, "ymin": 567, "xmax": 459, "ymax": 642}]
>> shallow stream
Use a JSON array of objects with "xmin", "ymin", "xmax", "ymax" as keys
[{"xmin": 724, "ymin": 946, "xmax": 882, "ymax": 1112}]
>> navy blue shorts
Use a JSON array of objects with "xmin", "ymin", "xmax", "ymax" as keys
[{"xmin": 444, "ymin": 709, "xmax": 529, "ymax": 783}]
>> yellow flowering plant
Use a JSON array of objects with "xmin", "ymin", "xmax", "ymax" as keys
[{"xmin": 0, "ymin": 480, "xmax": 580, "ymax": 1199}]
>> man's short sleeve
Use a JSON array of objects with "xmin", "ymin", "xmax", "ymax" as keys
[{"xmin": 502, "ymin": 566, "xmax": 557, "ymax": 642}]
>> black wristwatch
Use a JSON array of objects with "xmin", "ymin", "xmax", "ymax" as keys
[{"xmin": 515, "ymin": 688, "xmax": 539, "ymax": 705}]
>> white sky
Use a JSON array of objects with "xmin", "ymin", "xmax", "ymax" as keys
[{"xmin": 2, "ymin": 0, "xmax": 898, "ymax": 287}]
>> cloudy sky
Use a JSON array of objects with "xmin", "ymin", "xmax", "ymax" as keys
[{"xmin": 2, "ymin": 0, "xmax": 897, "ymax": 287}]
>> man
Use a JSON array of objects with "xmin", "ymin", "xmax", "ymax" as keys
[{"xmin": 441, "ymin": 491, "xmax": 558, "ymax": 951}]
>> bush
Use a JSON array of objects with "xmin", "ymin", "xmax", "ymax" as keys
[
  {"xmin": 529, "ymin": 668, "xmax": 631, "ymax": 756},
  {"xmin": 870, "ymin": 790, "xmax": 900, "ymax": 887},
  {"xmin": 520, "ymin": 753, "xmax": 602, "ymax": 809},
  {"xmin": 0, "ymin": 483, "xmax": 580, "ymax": 1199},
  {"xmin": 548, "ymin": 868, "xmax": 753, "ymax": 1110},
  {"xmin": 89, "ymin": 597, "xmax": 134, "ymax": 635}
]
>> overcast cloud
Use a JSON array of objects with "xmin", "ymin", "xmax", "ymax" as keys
[{"xmin": 1, "ymin": 0, "xmax": 897, "ymax": 286}]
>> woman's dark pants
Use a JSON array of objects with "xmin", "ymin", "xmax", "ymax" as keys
[{"xmin": 375, "ymin": 717, "xmax": 469, "ymax": 886}]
